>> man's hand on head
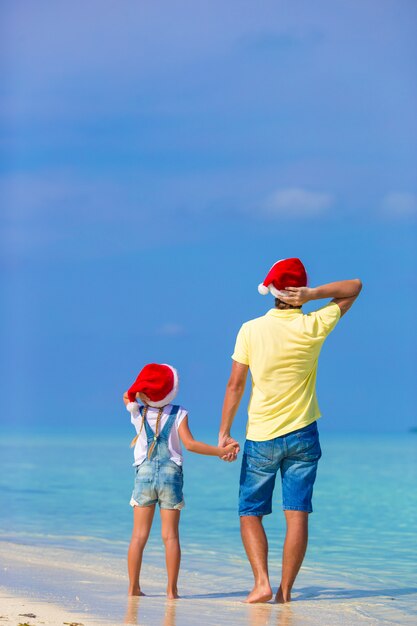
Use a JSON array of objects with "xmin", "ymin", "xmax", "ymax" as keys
[
  {"xmin": 279, "ymin": 286, "xmax": 313, "ymax": 307},
  {"xmin": 218, "ymin": 433, "xmax": 240, "ymax": 462}
]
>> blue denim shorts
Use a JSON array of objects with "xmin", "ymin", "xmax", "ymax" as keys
[
  {"xmin": 239, "ymin": 421, "xmax": 322, "ymax": 516},
  {"xmin": 130, "ymin": 459, "xmax": 185, "ymax": 510}
]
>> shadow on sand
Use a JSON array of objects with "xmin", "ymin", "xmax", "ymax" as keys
[
  {"xmin": 181, "ymin": 590, "xmax": 247, "ymax": 600},
  {"xmin": 295, "ymin": 585, "xmax": 417, "ymax": 602},
  {"xmin": 181, "ymin": 585, "xmax": 417, "ymax": 602}
]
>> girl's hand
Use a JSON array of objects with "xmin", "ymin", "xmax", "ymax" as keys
[{"xmin": 279, "ymin": 286, "xmax": 313, "ymax": 306}]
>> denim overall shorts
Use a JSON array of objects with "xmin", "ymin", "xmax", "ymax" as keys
[{"xmin": 130, "ymin": 405, "xmax": 184, "ymax": 510}]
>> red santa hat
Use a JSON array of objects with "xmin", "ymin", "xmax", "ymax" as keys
[
  {"xmin": 258, "ymin": 258, "xmax": 307, "ymax": 298},
  {"xmin": 127, "ymin": 363, "xmax": 179, "ymax": 408}
]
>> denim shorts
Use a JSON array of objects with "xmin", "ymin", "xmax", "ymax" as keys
[
  {"xmin": 239, "ymin": 421, "xmax": 322, "ymax": 516},
  {"xmin": 130, "ymin": 459, "xmax": 185, "ymax": 510}
]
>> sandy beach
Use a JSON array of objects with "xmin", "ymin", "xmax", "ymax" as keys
[
  {"xmin": 0, "ymin": 589, "xmax": 101, "ymax": 626},
  {"xmin": 1, "ymin": 540, "xmax": 416, "ymax": 626}
]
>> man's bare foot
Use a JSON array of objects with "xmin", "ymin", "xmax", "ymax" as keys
[
  {"xmin": 167, "ymin": 588, "xmax": 179, "ymax": 600},
  {"xmin": 275, "ymin": 585, "xmax": 291, "ymax": 603},
  {"xmin": 128, "ymin": 586, "xmax": 145, "ymax": 597},
  {"xmin": 244, "ymin": 584, "xmax": 273, "ymax": 603}
]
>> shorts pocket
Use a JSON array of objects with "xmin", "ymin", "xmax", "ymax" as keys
[
  {"xmin": 135, "ymin": 464, "xmax": 153, "ymax": 482},
  {"xmin": 245, "ymin": 440, "xmax": 274, "ymax": 469},
  {"xmin": 161, "ymin": 463, "xmax": 183, "ymax": 484},
  {"xmin": 294, "ymin": 424, "xmax": 321, "ymax": 461}
]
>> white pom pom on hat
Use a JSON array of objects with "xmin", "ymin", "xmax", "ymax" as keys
[
  {"xmin": 258, "ymin": 283, "xmax": 269, "ymax": 295},
  {"xmin": 126, "ymin": 402, "xmax": 140, "ymax": 417}
]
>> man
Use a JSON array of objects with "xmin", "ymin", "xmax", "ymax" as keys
[{"xmin": 218, "ymin": 258, "xmax": 362, "ymax": 604}]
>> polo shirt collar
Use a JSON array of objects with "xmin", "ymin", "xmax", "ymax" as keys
[{"xmin": 267, "ymin": 308, "xmax": 302, "ymax": 317}]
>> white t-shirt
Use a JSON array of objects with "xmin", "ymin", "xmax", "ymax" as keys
[{"xmin": 131, "ymin": 404, "xmax": 188, "ymax": 467}]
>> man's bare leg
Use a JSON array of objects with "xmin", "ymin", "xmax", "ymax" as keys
[
  {"xmin": 275, "ymin": 510, "xmax": 308, "ymax": 603},
  {"xmin": 240, "ymin": 515, "xmax": 273, "ymax": 603},
  {"xmin": 127, "ymin": 504, "xmax": 155, "ymax": 595}
]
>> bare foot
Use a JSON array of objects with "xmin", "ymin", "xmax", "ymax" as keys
[
  {"xmin": 244, "ymin": 584, "xmax": 273, "ymax": 603},
  {"xmin": 167, "ymin": 588, "xmax": 180, "ymax": 600},
  {"xmin": 128, "ymin": 587, "xmax": 145, "ymax": 597},
  {"xmin": 275, "ymin": 585, "xmax": 291, "ymax": 603}
]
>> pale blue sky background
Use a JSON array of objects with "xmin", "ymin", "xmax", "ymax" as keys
[{"xmin": 1, "ymin": 1, "xmax": 416, "ymax": 435}]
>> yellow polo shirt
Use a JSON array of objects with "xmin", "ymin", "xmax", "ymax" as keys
[{"xmin": 232, "ymin": 303, "xmax": 341, "ymax": 441}]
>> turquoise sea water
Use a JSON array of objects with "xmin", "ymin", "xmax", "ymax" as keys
[{"xmin": 1, "ymin": 432, "xmax": 417, "ymax": 620}]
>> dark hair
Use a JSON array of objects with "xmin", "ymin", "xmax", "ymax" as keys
[{"xmin": 274, "ymin": 298, "xmax": 300, "ymax": 310}]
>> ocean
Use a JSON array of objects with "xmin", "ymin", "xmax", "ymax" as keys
[{"xmin": 1, "ymin": 431, "xmax": 416, "ymax": 624}]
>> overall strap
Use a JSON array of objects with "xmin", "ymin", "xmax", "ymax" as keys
[
  {"xmin": 159, "ymin": 405, "xmax": 180, "ymax": 440},
  {"xmin": 129, "ymin": 406, "xmax": 164, "ymax": 452}
]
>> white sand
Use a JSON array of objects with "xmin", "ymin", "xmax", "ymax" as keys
[
  {"xmin": 1, "ymin": 541, "xmax": 416, "ymax": 625},
  {"xmin": 0, "ymin": 588, "xmax": 101, "ymax": 626}
]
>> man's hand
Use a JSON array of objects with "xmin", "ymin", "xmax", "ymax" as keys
[
  {"xmin": 279, "ymin": 286, "xmax": 313, "ymax": 307},
  {"xmin": 218, "ymin": 433, "xmax": 240, "ymax": 462}
]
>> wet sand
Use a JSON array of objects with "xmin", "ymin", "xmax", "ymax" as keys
[{"xmin": 1, "ymin": 541, "xmax": 416, "ymax": 625}]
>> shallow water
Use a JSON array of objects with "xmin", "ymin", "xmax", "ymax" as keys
[{"xmin": 1, "ymin": 432, "xmax": 417, "ymax": 623}]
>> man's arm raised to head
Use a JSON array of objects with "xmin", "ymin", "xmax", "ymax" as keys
[
  {"xmin": 328, "ymin": 279, "xmax": 363, "ymax": 316},
  {"xmin": 279, "ymin": 279, "xmax": 362, "ymax": 317},
  {"xmin": 218, "ymin": 360, "xmax": 249, "ymax": 460}
]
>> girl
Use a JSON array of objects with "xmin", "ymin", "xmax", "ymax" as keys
[{"xmin": 123, "ymin": 362, "xmax": 238, "ymax": 599}]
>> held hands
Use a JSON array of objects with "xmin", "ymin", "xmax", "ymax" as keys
[
  {"xmin": 278, "ymin": 286, "xmax": 313, "ymax": 307},
  {"xmin": 218, "ymin": 434, "xmax": 240, "ymax": 462},
  {"xmin": 219, "ymin": 442, "xmax": 240, "ymax": 459}
]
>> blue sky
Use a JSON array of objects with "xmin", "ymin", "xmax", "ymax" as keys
[{"xmin": 1, "ymin": 1, "xmax": 416, "ymax": 435}]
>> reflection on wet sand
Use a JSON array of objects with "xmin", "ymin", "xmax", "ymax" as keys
[
  {"xmin": 276, "ymin": 605, "xmax": 293, "ymax": 626},
  {"xmin": 124, "ymin": 596, "xmax": 177, "ymax": 626},
  {"xmin": 248, "ymin": 602, "xmax": 294, "ymax": 626},
  {"xmin": 124, "ymin": 596, "xmax": 140, "ymax": 625},
  {"xmin": 163, "ymin": 600, "xmax": 177, "ymax": 626},
  {"xmin": 124, "ymin": 595, "xmax": 294, "ymax": 626}
]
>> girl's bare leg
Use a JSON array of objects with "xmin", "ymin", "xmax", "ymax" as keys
[
  {"xmin": 128, "ymin": 504, "xmax": 155, "ymax": 595},
  {"xmin": 160, "ymin": 509, "xmax": 181, "ymax": 599}
]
